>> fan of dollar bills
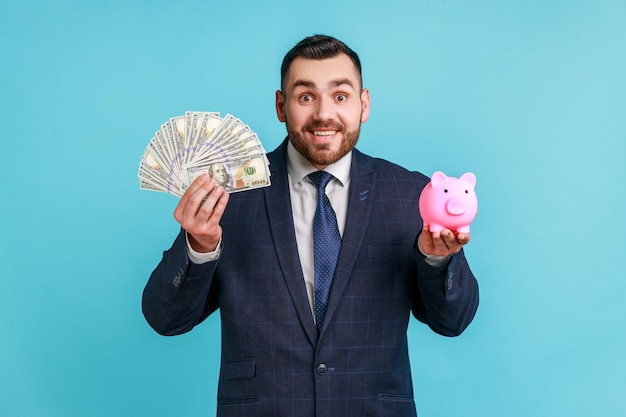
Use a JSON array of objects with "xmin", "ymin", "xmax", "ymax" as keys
[{"xmin": 138, "ymin": 111, "xmax": 271, "ymax": 197}]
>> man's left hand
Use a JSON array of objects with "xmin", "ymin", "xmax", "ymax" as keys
[{"xmin": 418, "ymin": 225, "xmax": 470, "ymax": 257}]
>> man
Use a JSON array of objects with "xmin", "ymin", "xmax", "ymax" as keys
[
  {"xmin": 143, "ymin": 35, "xmax": 479, "ymax": 417},
  {"xmin": 208, "ymin": 162, "xmax": 232, "ymax": 191}
]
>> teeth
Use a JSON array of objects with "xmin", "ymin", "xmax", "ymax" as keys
[{"xmin": 314, "ymin": 130, "xmax": 336, "ymax": 136}]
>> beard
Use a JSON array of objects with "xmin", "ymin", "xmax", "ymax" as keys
[{"xmin": 285, "ymin": 118, "xmax": 361, "ymax": 167}]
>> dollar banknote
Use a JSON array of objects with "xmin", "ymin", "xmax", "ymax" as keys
[{"xmin": 138, "ymin": 112, "xmax": 271, "ymax": 197}]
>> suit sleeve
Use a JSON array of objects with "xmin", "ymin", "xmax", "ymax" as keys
[
  {"xmin": 142, "ymin": 229, "xmax": 220, "ymax": 336},
  {"xmin": 412, "ymin": 247, "xmax": 479, "ymax": 337}
]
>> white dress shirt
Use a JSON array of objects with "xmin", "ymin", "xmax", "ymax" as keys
[{"xmin": 286, "ymin": 141, "xmax": 351, "ymax": 315}]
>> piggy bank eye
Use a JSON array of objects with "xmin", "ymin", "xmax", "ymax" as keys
[
  {"xmin": 465, "ymin": 190, "xmax": 468, "ymax": 193},
  {"xmin": 444, "ymin": 189, "xmax": 448, "ymax": 193}
]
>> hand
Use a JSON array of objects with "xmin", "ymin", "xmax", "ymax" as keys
[
  {"xmin": 174, "ymin": 174, "xmax": 230, "ymax": 253},
  {"xmin": 418, "ymin": 225, "xmax": 470, "ymax": 257}
]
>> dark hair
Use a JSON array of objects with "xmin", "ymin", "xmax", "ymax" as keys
[{"xmin": 280, "ymin": 35, "xmax": 363, "ymax": 90}]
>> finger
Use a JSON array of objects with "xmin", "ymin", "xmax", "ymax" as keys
[
  {"xmin": 431, "ymin": 229, "xmax": 450, "ymax": 255},
  {"xmin": 420, "ymin": 225, "xmax": 446, "ymax": 255},
  {"xmin": 181, "ymin": 174, "xmax": 211, "ymax": 205},
  {"xmin": 441, "ymin": 229, "xmax": 465, "ymax": 254},
  {"xmin": 196, "ymin": 185, "xmax": 226, "ymax": 223},
  {"xmin": 175, "ymin": 175, "xmax": 210, "ymax": 217},
  {"xmin": 417, "ymin": 226, "xmax": 433, "ymax": 254},
  {"xmin": 176, "ymin": 178, "xmax": 218, "ymax": 226},
  {"xmin": 441, "ymin": 229, "xmax": 456, "ymax": 244},
  {"xmin": 456, "ymin": 233, "xmax": 471, "ymax": 246},
  {"xmin": 210, "ymin": 188, "xmax": 230, "ymax": 221},
  {"xmin": 185, "ymin": 179, "xmax": 220, "ymax": 216}
]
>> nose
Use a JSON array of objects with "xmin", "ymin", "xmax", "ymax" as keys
[
  {"xmin": 313, "ymin": 97, "xmax": 336, "ymax": 121},
  {"xmin": 446, "ymin": 199, "xmax": 466, "ymax": 215}
]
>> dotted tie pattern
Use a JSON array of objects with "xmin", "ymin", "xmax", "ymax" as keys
[{"xmin": 308, "ymin": 171, "xmax": 342, "ymax": 330}]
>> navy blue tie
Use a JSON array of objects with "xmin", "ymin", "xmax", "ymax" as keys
[{"xmin": 308, "ymin": 171, "xmax": 341, "ymax": 329}]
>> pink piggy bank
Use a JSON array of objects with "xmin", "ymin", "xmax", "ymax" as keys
[{"xmin": 419, "ymin": 171, "xmax": 478, "ymax": 233}]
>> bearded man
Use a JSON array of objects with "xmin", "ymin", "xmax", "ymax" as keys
[{"xmin": 142, "ymin": 34, "xmax": 479, "ymax": 417}]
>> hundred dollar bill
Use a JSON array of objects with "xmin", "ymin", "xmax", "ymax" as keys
[
  {"xmin": 184, "ymin": 111, "xmax": 202, "ymax": 163},
  {"xmin": 139, "ymin": 179, "xmax": 164, "ymax": 192},
  {"xmin": 146, "ymin": 136, "xmax": 172, "ymax": 173},
  {"xmin": 157, "ymin": 124, "xmax": 176, "ymax": 168},
  {"xmin": 189, "ymin": 112, "xmax": 224, "ymax": 158},
  {"xmin": 185, "ymin": 111, "xmax": 220, "ymax": 164},
  {"xmin": 152, "ymin": 129, "xmax": 173, "ymax": 167},
  {"xmin": 167, "ymin": 115, "xmax": 187, "ymax": 174},
  {"xmin": 184, "ymin": 152, "xmax": 271, "ymax": 193}
]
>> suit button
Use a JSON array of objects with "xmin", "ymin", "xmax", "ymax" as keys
[
  {"xmin": 173, "ymin": 275, "xmax": 182, "ymax": 287},
  {"xmin": 316, "ymin": 363, "xmax": 327, "ymax": 376}
]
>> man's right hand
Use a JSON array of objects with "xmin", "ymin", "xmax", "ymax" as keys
[{"xmin": 174, "ymin": 174, "xmax": 230, "ymax": 253}]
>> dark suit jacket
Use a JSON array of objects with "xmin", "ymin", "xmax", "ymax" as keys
[{"xmin": 142, "ymin": 140, "xmax": 479, "ymax": 417}]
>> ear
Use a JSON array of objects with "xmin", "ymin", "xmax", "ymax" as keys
[
  {"xmin": 431, "ymin": 171, "xmax": 448, "ymax": 186},
  {"xmin": 360, "ymin": 88, "xmax": 370, "ymax": 123},
  {"xmin": 276, "ymin": 90, "xmax": 286, "ymax": 122},
  {"xmin": 460, "ymin": 172, "xmax": 476, "ymax": 187}
]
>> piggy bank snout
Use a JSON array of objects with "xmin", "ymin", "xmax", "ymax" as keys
[{"xmin": 446, "ymin": 198, "xmax": 467, "ymax": 215}]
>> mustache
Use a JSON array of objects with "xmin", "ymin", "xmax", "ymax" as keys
[{"xmin": 304, "ymin": 122, "xmax": 344, "ymax": 131}]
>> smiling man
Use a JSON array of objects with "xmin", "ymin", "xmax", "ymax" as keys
[{"xmin": 142, "ymin": 34, "xmax": 479, "ymax": 417}]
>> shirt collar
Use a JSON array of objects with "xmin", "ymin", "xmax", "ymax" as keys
[{"xmin": 286, "ymin": 140, "xmax": 352, "ymax": 187}]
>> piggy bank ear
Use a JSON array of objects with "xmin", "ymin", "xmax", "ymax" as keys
[
  {"xmin": 459, "ymin": 172, "xmax": 476, "ymax": 187},
  {"xmin": 431, "ymin": 171, "xmax": 448, "ymax": 186}
]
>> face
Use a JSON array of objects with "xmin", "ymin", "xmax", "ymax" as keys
[
  {"xmin": 276, "ymin": 54, "xmax": 370, "ymax": 170},
  {"xmin": 209, "ymin": 163, "xmax": 228, "ymax": 185}
]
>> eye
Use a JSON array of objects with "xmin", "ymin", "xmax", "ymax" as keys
[
  {"xmin": 299, "ymin": 94, "xmax": 314, "ymax": 103},
  {"xmin": 465, "ymin": 190, "xmax": 468, "ymax": 193},
  {"xmin": 335, "ymin": 93, "xmax": 347, "ymax": 102},
  {"xmin": 444, "ymin": 189, "xmax": 448, "ymax": 193}
]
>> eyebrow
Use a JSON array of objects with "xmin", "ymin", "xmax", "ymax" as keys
[{"xmin": 291, "ymin": 78, "xmax": 356, "ymax": 91}]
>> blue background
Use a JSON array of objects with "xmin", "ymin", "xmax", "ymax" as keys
[{"xmin": 1, "ymin": 1, "xmax": 625, "ymax": 416}]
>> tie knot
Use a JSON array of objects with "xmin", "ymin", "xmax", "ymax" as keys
[{"xmin": 308, "ymin": 171, "xmax": 334, "ymax": 190}]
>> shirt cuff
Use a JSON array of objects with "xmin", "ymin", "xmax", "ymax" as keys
[{"xmin": 185, "ymin": 232, "xmax": 222, "ymax": 264}]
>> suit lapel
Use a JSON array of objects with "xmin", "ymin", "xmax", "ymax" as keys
[
  {"xmin": 264, "ymin": 141, "xmax": 318, "ymax": 346},
  {"xmin": 319, "ymin": 150, "xmax": 375, "ymax": 335}
]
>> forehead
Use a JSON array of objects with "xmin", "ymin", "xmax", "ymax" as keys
[{"xmin": 284, "ymin": 54, "xmax": 361, "ymax": 90}]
